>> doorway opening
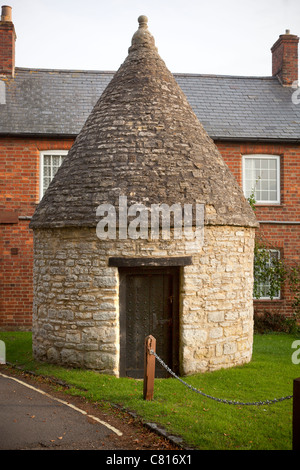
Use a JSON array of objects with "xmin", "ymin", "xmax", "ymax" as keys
[{"xmin": 119, "ymin": 266, "xmax": 180, "ymax": 378}]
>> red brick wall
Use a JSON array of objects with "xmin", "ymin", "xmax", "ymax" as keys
[
  {"xmin": 216, "ymin": 141, "xmax": 300, "ymax": 318},
  {"xmin": 0, "ymin": 136, "xmax": 74, "ymax": 329}
]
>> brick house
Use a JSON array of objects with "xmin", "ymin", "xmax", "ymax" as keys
[{"xmin": 1, "ymin": 6, "xmax": 300, "ymax": 330}]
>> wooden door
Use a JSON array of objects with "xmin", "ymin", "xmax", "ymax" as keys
[{"xmin": 119, "ymin": 267, "xmax": 179, "ymax": 378}]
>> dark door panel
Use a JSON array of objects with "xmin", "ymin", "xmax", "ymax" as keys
[{"xmin": 119, "ymin": 267, "xmax": 179, "ymax": 378}]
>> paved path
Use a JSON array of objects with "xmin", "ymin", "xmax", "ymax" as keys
[
  {"xmin": 0, "ymin": 371, "xmax": 123, "ymax": 450},
  {"xmin": 0, "ymin": 369, "xmax": 183, "ymax": 451}
]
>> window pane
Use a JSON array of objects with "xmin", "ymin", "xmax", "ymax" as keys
[
  {"xmin": 52, "ymin": 155, "xmax": 60, "ymax": 166},
  {"xmin": 44, "ymin": 155, "xmax": 51, "ymax": 166},
  {"xmin": 269, "ymin": 159, "xmax": 276, "ymax": 169},
  {"xmin": 255, "ymin": 159, "xmax": 261, "ymax": 169},
  {"xmin": 245, "ymin": 159, "xmax": 253, "ymax": 170},
  {"xmin": 261, "ymin": 169, "xmax": 269, "ymax": 180},
  {"xmin": 44, "ymin": 166, "xmax": 51, "ymax": 177},
  {"xmin": 244, "ymin": 181, "xmax": 253, "ymax": 196},
  {"xmin": 43, "ymin": 177, "xmax": 50, "ymax": 187}
]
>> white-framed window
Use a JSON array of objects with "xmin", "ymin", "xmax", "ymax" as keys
[
  {"xmin": 242, "ymin": 155, "xmax": 280, "ymax": 204},
  {"xmin": 39, "ymin": 150, "xmax": 68, "ymax": 200},
  {"xmin": 254, "ymin": 249, "xmax": 281, "ymax": 300}
]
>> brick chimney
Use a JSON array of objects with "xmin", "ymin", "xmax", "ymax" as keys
[
  {"xmin": 271, "ymin": 30, "xmax": 299, "ymax": 86},
  {"xmin": 0, "ymin": 5, "xmax": 16, "ymax": 78}
]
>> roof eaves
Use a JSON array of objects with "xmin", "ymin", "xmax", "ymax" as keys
[
  {"xmin": 174, "ymin": 72, "xmax": 276, "ymax": 81},
  {"xmin": 212, "ymin": 136, "xmax": 300, "ymax": 143},
  {"xmin": 0, "ymin": 131, "xmax": 78, "ymax": 138},
  {"xmin": 14, "ymin": 67, "xmax": 116, "ymax": 75},
  {"xmin": 1, "ymin": 132, "xmax": 300, "ymax": 144}
]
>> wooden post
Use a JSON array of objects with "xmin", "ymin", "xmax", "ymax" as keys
[
  {"xmin": 143, "ymin": 335, "xmax": 156, "ymax": 401},
  {"xmin": 293, "ymin": 377, "xmax": 300, "ymax": 450}
]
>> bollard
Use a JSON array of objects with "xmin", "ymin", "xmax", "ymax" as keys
[
  {"xmin": 143, "ymin": 335, "xmax": 156, "ymax": 401},
  {"xmin": 293, "ymin": 377, "xmax": 300, "ymax": 450}
]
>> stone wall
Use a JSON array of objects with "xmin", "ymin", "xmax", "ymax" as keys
[
  {"xmin": 32, "ymin": 225, "xmax": 255, "ymax": 376},
  {"xmin": 181, "ymin": 226, "xmax": 255, "ymax": 375}
]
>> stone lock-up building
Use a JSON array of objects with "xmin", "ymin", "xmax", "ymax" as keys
[{"xmin": 30, "ymin": 16, "xmax": 258, "ymax": 377}]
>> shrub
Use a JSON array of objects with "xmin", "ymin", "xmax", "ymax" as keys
[{"xmin": 254, "ymin": 310, "xmax": 299, "ymax": 334}]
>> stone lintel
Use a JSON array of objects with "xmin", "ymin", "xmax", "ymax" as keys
[{"xmin": 108, "ymin": 256, "xmax": 192, "ymax": 267}]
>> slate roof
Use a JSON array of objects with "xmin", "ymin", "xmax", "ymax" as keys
[
  {"xmin": 30, "ymin": 15, "xmax": 258, "ymax": 230},
  {"xmin": 1, "ymin": 66, "xmax": 300, "ymax": 142}
]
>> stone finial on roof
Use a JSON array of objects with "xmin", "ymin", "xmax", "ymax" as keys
[{"xmin": 129, "ymin": 15, "xmax": 157, "ymax": 53}]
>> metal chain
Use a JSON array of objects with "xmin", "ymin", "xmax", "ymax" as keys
[{"xmin": 150, "ymin": 350, "xmax": 293, "ymax": 406}]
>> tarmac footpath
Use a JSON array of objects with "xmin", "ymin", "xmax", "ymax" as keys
[
  {"xmin": 0, "ymin": 368, "xmax": 183, "ymax": 452},
  {"xmin": 0, "ymin": 371, "xmax": 122, "ymax": 450}
]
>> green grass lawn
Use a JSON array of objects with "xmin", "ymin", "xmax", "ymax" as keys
[{"xmin": 1, "ymin": 331, "xmax": 299, "ymax": 450}]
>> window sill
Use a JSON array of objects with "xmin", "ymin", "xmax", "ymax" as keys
[
  {"xmin": 254, "ymin": 203, "xmax": 282, "ymax": 207},
  {"xmin": 253, "ymin": 298, "xmax": 283, "ymax": 302}
]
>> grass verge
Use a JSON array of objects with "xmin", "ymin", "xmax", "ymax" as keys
[{"xmin": 0, "ymin": 331, "xmax": 299, "ymax": 450}]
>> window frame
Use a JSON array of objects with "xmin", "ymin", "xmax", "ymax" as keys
[
  {"xmin": 254, "ymin": 248, "xmax": 281, "ymax": 300},
  {"xmin": 39, "ymin": 150, "xmax": 68, "ymax": 200},
  {"xmin": 242, "ymin": 154, "xmax": 281, "ymax": 204}
]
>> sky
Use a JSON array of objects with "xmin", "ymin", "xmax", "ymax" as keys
[{"xmin": 6, "ymin": 0, "xmax": 300, "ymax": 76}]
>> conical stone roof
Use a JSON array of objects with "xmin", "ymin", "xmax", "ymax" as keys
[{"xmin": 30, "ymin": 16, "xmax": 258, "ymax": 230}]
